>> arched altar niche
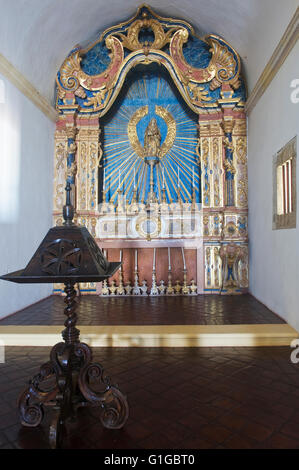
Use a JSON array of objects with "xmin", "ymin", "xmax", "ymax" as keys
[
  {"xmin": 53, "ymin": 4, "xmax": 248, "ymax": 295},
  {"xmin": 99, "ymin": 63, "xmax": 200, "ymax": 206}
]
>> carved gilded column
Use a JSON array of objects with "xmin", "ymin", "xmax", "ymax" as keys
[
  {"xmin": 233, "ymin": 119, "xmax": 247, "ymax": 209},
  {"xmin": 89, "ymin": 128, "xmax": 102, "ymax": 212},
  {"xmin": 198, "ymin": 117, "xmax": 225, "ymax": 292},
  {"xmin": 222, "ymin": 119, "xmax": 236, "ymax": 207},
  {"xmin": 76, "ymin": 121, "xmax": 101, "ymax": 235},
  {"xmin": 198, "ymin": 119, "xmax": 224, "ymax": 210},
  {"xmin": 198, "ymin": 122, "xmax": 211, "ymax": 209},
  {"xmin": 65, "ymin": 125, "xmax": 78, "ymax": 208},
  {"xmin": 76, "ymin": 131, "xmax": 88, "ymax": 212}
]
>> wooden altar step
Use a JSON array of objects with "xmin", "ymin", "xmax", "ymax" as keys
[{"xmin": 0, "ymin": 324, "xmax": 297, "ymax": 347}]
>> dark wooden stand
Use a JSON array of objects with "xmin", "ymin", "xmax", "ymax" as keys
[{"xmin": 18, "ymin": 282, "xmax": 129, "ymax": 448}]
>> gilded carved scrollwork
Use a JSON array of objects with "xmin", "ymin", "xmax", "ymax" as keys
[
  {"xmin": 205, "ymin": 246, "xmax": 211, "ymax": 287},
  {"xmin": 127, "ymin": 106, "xmax": 148, "ymax": 157},
  {"xmin": 201, "ymin": 138, "xmax": 209, "ymax": 167},
  {"xmin": 236, "ymin": 137, "xmax": 247, "ymax": 165},
  {"xmin": 214, "ymin": 247, "xmax": 220, "ymax": 288},
  {"xmin": 59, "ymin": 36, "xmax": 124, "ymax": 93},
  {"xmin": 75, "ymin": 128, "xmax": 102, "ymax": 214},
  {"xmin": 237, "ymin": 179, "xmax": 248, "ymax": 207},
  {"xmin": 56, "ymin": 6, "xmax": 243, "ymax": 115},
  {"xmin": 83, "ymin": 87, "xmax": 109, "ymax": 110},
  {"xmin": 54, "ymin": 137, "xmax": 67, "ymax": 211},
  {"xmin": 155, "ymin": 106, "xmax": 176, "ymax": 158},
  {"xmin": 203, "ymin": 215, "xmax": 210, "ymax": 236},
  {"xmin": 188, "ymin": 83, "xmax": 212, "ymax": 105},
  {"xmin": 169, "ymin": 29, "xmax": 240, "ymax": 95},
  {"xmin": 204, "ymin": 244, "xmax": 224, "ymax": 290},
  {"xmin": 219, "ymin": 243, "xmax": 247, "ymax": 292},
  {"xmin": 78, "ymin": 141, "xmax": 87, "ymax": 211},
  {"xmin": 207, "ymin": 37, "xmax": 241, "ymax": 90},
  {"xmin": 89, "ymin": 141, "xmax": 100, "ymax": 211},
  {"xmin": 223, "ymin": 159, "xmax": 236, "ymax": 175},
  {"xmin": 55, "ymin": 143, "xmax": 65, "ymax": 171},
  {"xmin": 201, "ymin": 138, "xmax": 210, "ymax": 207},
  {"xmin": 59, "ymin": 50, "xmax": 82, "ymax": 91},
  {"xmin": 114, "ymin": 17, "xmax": 177, "ymax": 52},
  {"xmin": 212, "ymin": 137, "xmax": 221, "ymax": 207},
  {"xmin": 202, "ymin": 212, "xmax": 248, "ymax": 241},
  {"xmin": 234, "ymin": 135, "xmax": 248, "ymax": 208}
]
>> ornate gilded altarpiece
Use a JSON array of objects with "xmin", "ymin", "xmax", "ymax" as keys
[{"xmin": 53, "ymin": 5, "xmax": 248, "ymax": 295}]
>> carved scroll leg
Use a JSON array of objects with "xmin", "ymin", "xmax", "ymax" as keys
[
  {"xmin": 48, "ymin": 345, "xmax": 75, "ymax": 448},
  {"xmin": 18, "ymin": 361, "xmax": 58, "ymax": 428},
  {"xmin": 49, "ymin": 407, "xmax": 64, "ymax": 449},
  {"xmin": 18, "ymin": 389, "xmax": 45, "ymax": 428},
  {"xmin": 100, "ymin": 386, "xmax": 129, "ymax": 430},
  {"xmin": 48, "ymin": 372, "xmax": 70, "ymax": 449},
  {"xmin": 78, "ymin": 362, "xmax": 129, "ymax": 430}
]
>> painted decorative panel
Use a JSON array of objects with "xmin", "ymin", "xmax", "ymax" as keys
[{"xmin": 204, "ymin": 244, "xmax": 222, "ymax": 291}]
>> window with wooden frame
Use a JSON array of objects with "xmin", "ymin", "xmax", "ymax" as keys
[{"xmin": 273, "ymin": 136, "xmax": 297, "ymax": 229}]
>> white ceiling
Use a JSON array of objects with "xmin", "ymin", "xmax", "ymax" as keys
[{"xmin": 0, "ymin": 0, "xmax": 297, "ymax": 104}]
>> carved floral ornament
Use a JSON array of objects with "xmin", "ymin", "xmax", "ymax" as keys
[{"xmin": 56, "ymin": 5, "xmax": 243, "ymax": 116}]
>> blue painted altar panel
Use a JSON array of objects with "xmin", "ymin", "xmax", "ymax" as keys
[
  {"xmin": 81, "ymin": 42, "xmax": 111, "ymax": 75},
  {"xmin": 101, "ymin": 65, "xmax": 200, "ymax": 204}
]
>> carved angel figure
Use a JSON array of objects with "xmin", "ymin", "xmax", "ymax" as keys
[{"xmin": 219, "ymin": 243, "xmax": 247, "ymax": 292}]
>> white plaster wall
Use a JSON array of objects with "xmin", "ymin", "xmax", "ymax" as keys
[
  {"xmin": 248, "ymin": 42, "xmax": 299, "ymax": 331},
  {"xmin": 245, "ymin": 1, "xmax": 298, "ymax": 92},
  {"xmin": 0, "ymin": 73, "xmax": 54, "ymax": 319}
]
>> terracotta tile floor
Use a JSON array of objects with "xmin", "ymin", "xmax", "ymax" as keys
[
  {"xmin": 1, "ymin": 346, "xmax": 299, "ymax": 449},
  {"xmin": 0, "ymin": 294, "xmax": 285, "ymax": 326}
]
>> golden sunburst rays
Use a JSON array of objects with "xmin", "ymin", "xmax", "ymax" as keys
[
  {"xmin": 160, "ymin": 101, "xmax": 199, "ymax": 202},
  {"xmin": 126, "ymin": 76, "xmax": 148, "ymax": 101},
  {"xmin": 102, "ymin": 72, "xmax": 200, "ymax": 204},
  {"xmin": 102, "ymin": 85, "xmax": 149, "ymax": 204},
  {"xmin": 103, "ymin": 114, "xmax": 148, "ymax": 204}
]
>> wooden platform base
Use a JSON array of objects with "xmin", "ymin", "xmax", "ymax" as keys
[{"xmin": 0, "ymin": 324, "xmax": 297, "ymax": 347}]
